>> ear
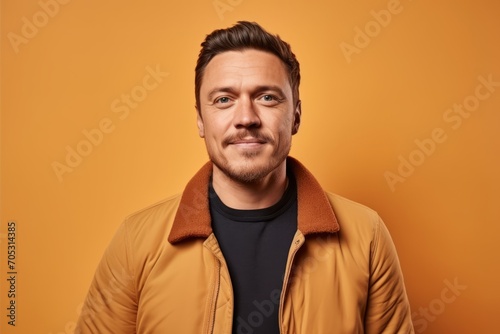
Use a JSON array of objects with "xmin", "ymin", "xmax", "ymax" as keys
[
  {"xmin": 292, "ymin": 100, "xmax": 302, "ymax": 135},
  {"xmin": 196, "ymin": 108, "xmax": 205, "ymax": 138}
]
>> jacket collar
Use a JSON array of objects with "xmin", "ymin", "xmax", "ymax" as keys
[{"xmin": 168, "ymin": 156, "xmax": 339, "ymax": 244}]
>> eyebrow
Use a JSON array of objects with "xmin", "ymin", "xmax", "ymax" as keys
[
  {"xmin": 207, "ymin": 85, "xmax": 287, "ymax": 101},
  {"xmin": 207, "ymin": 87, "xmax": 238, "ymax": 101}
]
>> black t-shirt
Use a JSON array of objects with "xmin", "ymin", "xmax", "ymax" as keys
[{"xmin": 209, "ymin": 175, "xmax": 298, "ymax": 334}]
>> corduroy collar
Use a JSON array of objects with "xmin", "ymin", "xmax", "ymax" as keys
[{"xmin": 168, "ymin": 156, "xmax": 339, "ymax": 244}]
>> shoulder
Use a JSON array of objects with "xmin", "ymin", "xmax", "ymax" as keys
[
  {"xmin": 324, "ymin": 192, "xmax": 382, "ymax": 241},
  {"xmin": 325, "ymin": 192, "xmax": 379, "ymax": 221},
  {"xmin": 121, "ymin": 193, "xmax": 183, "ymax": 245}
]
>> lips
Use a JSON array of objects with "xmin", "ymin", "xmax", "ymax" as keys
[
  {"xmin": 231, "ymin": 138, "xmax": 266, "ymax": 145},
  {"xmin": 223, "ymin": 133, "xmax": 272, "ymax": 147}
]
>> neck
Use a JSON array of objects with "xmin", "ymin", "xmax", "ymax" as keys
[{"xmin": 212, "ymin": 161, "xmax": 288, "ymax": 210}]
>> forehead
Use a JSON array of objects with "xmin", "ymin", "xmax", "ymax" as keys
[{"xmin": 200, "ymin": 49, "xmax": 291, "ymax": 93}]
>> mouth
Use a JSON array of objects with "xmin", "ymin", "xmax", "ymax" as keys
[
  {"xmin": 227, "ymin": 137, "xmax": 267, "ymax": 148},
  {"xmin": 231, "ymin": 138, "xmax": 266, "ymax": 144}
]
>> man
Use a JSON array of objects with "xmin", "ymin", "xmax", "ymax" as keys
[{"xmin": 76, "ymin": 21, "xmax": 414, "ymax": 333}]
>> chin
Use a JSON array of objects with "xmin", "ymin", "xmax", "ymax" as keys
[{"xmin": 212, "ymin": 153, "xmax": 287, "ymax": 184}]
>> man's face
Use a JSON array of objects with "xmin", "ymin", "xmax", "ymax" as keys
[{"xmin": 197, "ymin": 49, "xmax": 301, "ymax": 183}]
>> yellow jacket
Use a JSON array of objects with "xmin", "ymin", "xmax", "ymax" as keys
[{"xmin": 76, "ymin": 157, "xmax": 414, "ymax": 333}]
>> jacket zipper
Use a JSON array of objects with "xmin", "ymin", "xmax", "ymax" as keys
[
  {"xmin": 279, "ymin": 236, "xmax": 303, "ymax": 334},
  {"xmin": 206, "ymin": 256, "xmax": 221, "ymax": 334}
]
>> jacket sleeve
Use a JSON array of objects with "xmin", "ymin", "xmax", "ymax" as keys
[
  {"xmin": 364, "ymin": 218, "xmax": 414, "ymax": 333},
  {"xmin": 75, "ymin": 221, "xmax": 138, "ymax": 334}
]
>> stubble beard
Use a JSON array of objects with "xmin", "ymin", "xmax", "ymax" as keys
[{"xmin": 209, "ymin": 146, "xmax": 290, "ymax": 184}]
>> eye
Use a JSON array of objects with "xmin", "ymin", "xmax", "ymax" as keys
[
  {"xmin": 215, "ymin": 96, "xmax": 231, "ymax": 104},
  {"xmin": 258, "ymin": 94, "xmax": 281, "ymax": 106},
  {"xmin": 213, "ymin": 96, "xmax": 234, "ymax": 109}
]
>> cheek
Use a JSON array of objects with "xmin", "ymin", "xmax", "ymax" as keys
[
  {"xmin": 274, "ymin": 114, "xmax": 294, "ymax": 134},
  {"xmin": 203, "ymin": 120, "xmax": 225, "ymax": 142}
]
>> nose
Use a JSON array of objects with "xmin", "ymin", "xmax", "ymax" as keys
[{"xmin": 233, "ymin": 97, "xmax": 261, "ymax": 129}]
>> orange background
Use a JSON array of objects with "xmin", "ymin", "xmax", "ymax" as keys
[{"xmin": 1, "ymin": 0, "xmax": 499, "ymax": 333}]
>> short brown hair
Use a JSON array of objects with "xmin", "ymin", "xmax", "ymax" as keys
[{"xmin": 195, "ymin": 21, "xmax": 301, "ymax": 111}]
